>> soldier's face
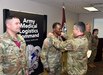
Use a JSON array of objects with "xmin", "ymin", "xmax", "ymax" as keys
[
  {"xmin": 94, "ymin": 31, "xmax": 98, "ymax": 36},
  {"xmin": 86, "ymin": 24, "xmax": 91, "ymax": 32},
  {"xmin": 54, "ymin": 24, "xmax": 62, "ymax": 36},
  {"xmin": 7, "ymin": 18, "xmax": 21, "ymax": 33}
]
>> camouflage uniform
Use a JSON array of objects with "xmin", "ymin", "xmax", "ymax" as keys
[
  {"xmin": 0, "ymin": 32, "xmax": 27, "ymax": 75},
  {"xmin": 41, "ymin": 35, "xmax": 65, "ymax": 75},
  {"xmin": 85, "ymin": 32, "xmax": 96, "ymax": 64},
  {"xmin": 85, "ymin": 32, "xmax": 92, "ymax": 50},
  {"xmin": 51, "ymin": 35, "xmax": 88, "ymax": 75},
  {"xmin": 89, "ymin": 35, "xmax": 99, "ymax": 62}
]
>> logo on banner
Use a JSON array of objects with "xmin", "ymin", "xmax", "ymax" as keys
[{"xmin": 26, "ymin": 45, "xmax": 41, "ymax": 74}]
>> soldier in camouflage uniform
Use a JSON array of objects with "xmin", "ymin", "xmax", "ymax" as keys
[
  {"xmin": 41, "ymin": 22, "xmax": 67, "ymax": 75},
  {"xmin": 89, "ymin": 29, "xmax": 99, "ymax": 67},
  {"xmin": 85, "ymin": 23, "xmax": 92, "ymax": 50},
  {"xmin": 85, "ymin": 23, "xmax": 94, "ymax": 68},
  {"xmin": 0, "ymin": 16, "xmax": 28, "ymax": 75},
  {"xmin": 50, "ymin": 22, "xmax": 88, "ymax": 75}
]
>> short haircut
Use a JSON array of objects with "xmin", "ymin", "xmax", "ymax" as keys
[
  {"xmin": 5, "ymin": 16, "xmax": 19, "ymax": 24},
  {"xmin": 92, "ymin": 29, "xmax": 98, "ymax": 34},
  {"xmin": 52, "ymin": 22, "xmax": 61, "ymax": 29},
  {"xmin": 74, "ymin": 22, "xmax": 86, "ymax": 32}
]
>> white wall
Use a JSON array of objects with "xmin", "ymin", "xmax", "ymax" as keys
[
  {"xmin": 79, "ymin": 12, "xmax": 103, "ymax": 30},
  {"xmin": 66, "ymin": 12, "xmax": 79, "ymax": 35},
  {"xmin": 0, "ymin": 0, "xmax": 78, "ymax": 35}
]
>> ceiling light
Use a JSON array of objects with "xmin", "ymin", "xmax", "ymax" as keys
[{"xmin": 84, "ymin": 7, "xmax": 99, "ymax": 11}]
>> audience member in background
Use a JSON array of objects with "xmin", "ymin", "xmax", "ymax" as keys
[
  {"xmin": 0, "ymin": 16, "xmax": 28, "ymax": 75},
  {"xmin": 85, "ymin": 23, "xmax": 93, "ymax": 68},
  {"xmin": 89, "ymin": 29, "xmax": 99, "ymax": 68},
  {"xmin": 85, "ymin": 23, "xmax": 92, "ymax": 50}
]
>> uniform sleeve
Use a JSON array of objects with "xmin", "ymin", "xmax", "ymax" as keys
[
  {"xmin": 0, "ymin": 42, "xmax": 4, "ymax": 75},
  {"xmin": 96, "ymin": 37, "xmax": 99, "ymax": 46},
  {"xmin": 50, "ymin": 37, "xmax": 73, "ymax": 51},
  {"xmin": 18, "ymin": 34, "xmax": 28, "ymax": 72},
  {"xmin": 40, "ymin": 38, "xmax": 49, "ymax": 68}
]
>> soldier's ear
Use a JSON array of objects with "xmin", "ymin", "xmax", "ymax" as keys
[
  {"xmin": 6, "ymin": 23, "xmax": 10, "ymax": 28},
  {"xmin": 53, "ymin": 28, "xmax": 56, "ymax": 32},
  {"xmin": 6, "ymin": 19, "xmax": 12, "ymax": 28}
]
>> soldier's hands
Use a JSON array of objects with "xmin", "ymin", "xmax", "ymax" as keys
[
  {"xmin": 61, "ymin": 32, "xmax": 68, "ymax": 41},
  {"xmin": 25, "ymin": 70, "xmax": 29, "ymax": 75},
  {"xmin": 87, "ymin": 50, "xmax": 92, "ymax": 58}
]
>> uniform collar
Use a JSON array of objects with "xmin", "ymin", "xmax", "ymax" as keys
[
  {"xmin": 4, "ymin": 32, "xmax": 22, "ymax": 42},
  {"xmin": 74, "ymin": 34, "xmax": 84, "ymax": 38}
]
